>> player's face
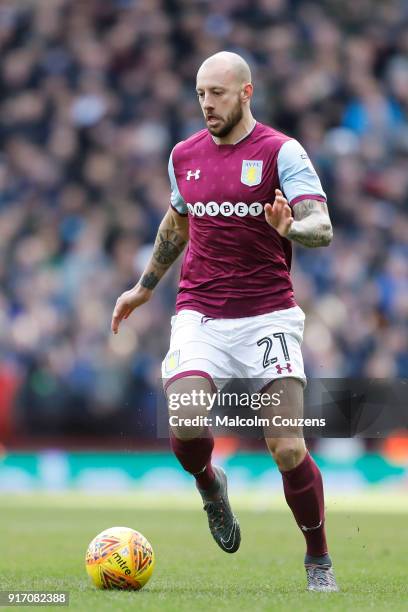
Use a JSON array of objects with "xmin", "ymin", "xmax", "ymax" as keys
[{"xmin": 196, "ymin": 75, "xmax": 244, "ymax": 138}]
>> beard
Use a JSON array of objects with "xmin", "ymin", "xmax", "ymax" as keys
[{"xmin": 206, "ymin": 99, "xmax": 243, "ymax": 138}]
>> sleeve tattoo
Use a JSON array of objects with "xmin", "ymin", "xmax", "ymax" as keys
[
  {"xmin": 287, "ymin": 199, "xmax": 333, "ymax": 248},
  {"xmin": 140, "ymin": 229, "xmax": 187, "ymax": 290}
]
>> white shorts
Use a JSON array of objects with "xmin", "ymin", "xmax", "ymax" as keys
[{"xmin": 162, "ymin": 306, "xmax": 306, "ymax": 392}]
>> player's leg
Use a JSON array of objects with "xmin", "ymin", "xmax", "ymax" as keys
[
  {"xmin": 165, "ymin": 374, "xmax": 241, "ymax": 553},
  {"xmin": 162, "ymin": 311, "xmax": 240, "ymax": 552},
  {"xmin": 262, "ymin": 377, "xmax": 338, "ymax": 592},
  {"xmin": 239, "ymin": 306, "xmax": 338, "ymax": 589},
  {"xmin": 166, "ymin": 374, "xmax": 216, "ymax": 490},
  {"xmin": 263, "ymin": 378, "xmax": 325, "ymax": 553},
  {"xmin": 162, "ymin": 311, "xmax": 225, "ymax": 492}
]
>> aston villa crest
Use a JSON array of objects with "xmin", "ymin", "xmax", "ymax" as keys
[{"xmin": 241, "ymin": 160, "xmax": 263, "ymax": 186}]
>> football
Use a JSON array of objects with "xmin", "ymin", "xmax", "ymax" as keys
[{"xmin": 85, "ymin": 526, "xmax": 155, "ymax": 590}]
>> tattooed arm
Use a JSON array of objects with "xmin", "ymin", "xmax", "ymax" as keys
[
  {"xmin": 111, "ymin": 208, "xmax": 188, "ymax": 333},
  {"xmin": 265, "ymin": 189, "xmax": 333, "ymax": 248},
  {"xmin": 139, "ymin": 208, "xmax": 188, "ymax": 290},
  {"xmin": 287, "ymin": 198, "xmax": 333, "ymax": 247}
]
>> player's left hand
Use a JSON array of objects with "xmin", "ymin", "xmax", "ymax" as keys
[{"xmin": 264, "ymin": 189, "xmax": 293, "ymax": 237}]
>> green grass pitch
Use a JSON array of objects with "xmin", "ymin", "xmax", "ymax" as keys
[{"xmin": 1, "ymin": 492, "xmax": 408, "ymax": 611}]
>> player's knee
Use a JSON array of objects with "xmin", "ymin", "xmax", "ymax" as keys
[
  {"xmin": 166, "ymin": 375, "xmax": 213, "ymax": 441},
  {"xmin": 169, "ymin": 402, "xmax": 209, "ymax": 440},
  {"xmin": 267, "ymin": 440, "xmax": 306, "ymax": 471},
  {"xmin": 170, "ymin": 422, "xmax": 206, "ymax": 441}
]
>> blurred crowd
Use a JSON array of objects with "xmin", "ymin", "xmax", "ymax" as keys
[{"xmin": 0, "ymin": 0, "xmax": 407, "ymax": 440}]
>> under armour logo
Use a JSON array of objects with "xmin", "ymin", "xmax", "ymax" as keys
[
  {"xmin": 186, "ymin": 169, "xmax": 201, "ymax": 180},
  {"xmin": 276, "ymin": 362, "xmax": 292, "ymax": 374}
]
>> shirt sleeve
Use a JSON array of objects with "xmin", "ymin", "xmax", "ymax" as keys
[
  {"xmin": 168, "ymin": 150, "xmax": 188, "ymax": 216},
  {"xmin": 277, "ymin": 139, "xmax": 327, "ymax": 206}
]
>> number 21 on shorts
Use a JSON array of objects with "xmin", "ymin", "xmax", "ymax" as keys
[{"xmin": 257, "ymin": 333, "xmax": 290, "ymax": 369}]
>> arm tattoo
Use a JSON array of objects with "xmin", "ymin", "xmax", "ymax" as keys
[
  {"xmin": 140, "ymin": 272, "xmax": 160, "ymax": 290},
  {"xmin": 154, "ymin": 230, "xmax": 187, "ymax": 265},
  {"xmin": 287, "ymin": 199, "xmax": 333, "ymax": 248},
  {"xmin": 294, "ymin": 199, "xmax": 329, "ymax": 219},
  {"xmin": 138, "ymin": 222, "xmax": 188, "ymax": 291}
]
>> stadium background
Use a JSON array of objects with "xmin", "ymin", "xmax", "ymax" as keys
[{"xmin": 0, "ymin": 0, "xmax": 407, "ymax": 496}]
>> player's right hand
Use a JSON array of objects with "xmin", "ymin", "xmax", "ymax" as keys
[{"xmin": 111, "ymin": 285, "xmax": 152, "ymax": 334}]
